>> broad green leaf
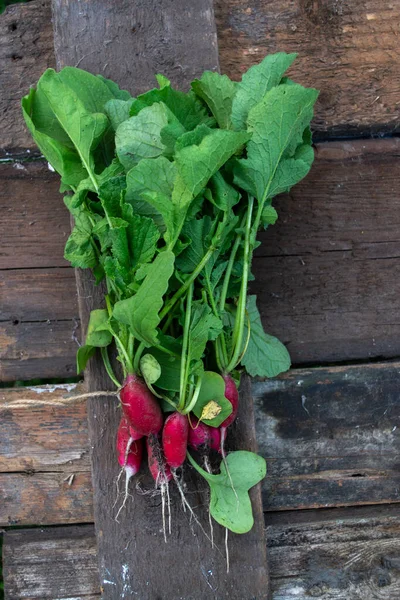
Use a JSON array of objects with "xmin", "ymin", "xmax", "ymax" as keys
[
  {"xmin": 233, "ymin": 83, "xmax": 318, "ymax": 203},
  {"xmin": 175, "ymin": 124, "xmax": 214, "ymax": 152},
  {"xmin": 175, "ymin": 217, "xmax": 212, "ymax": 273},
  {"xmin": 267, "ymin": 143, "xmax": 314, "ymax": 199},
  {"xmin": 241, "ymin": 295, "xmax": 291, "ymax": 378},
  {"xmin": 116, "ymin": 103, "xmax": 169, "ymax": 170},
  {"xmin": 64, "ymin": 226, "xmax": 97, "ymax": 268},
  {"xmin": 125, "ymin": 155, "xmax": 176, "ymax": 206},
  {"xmin": 85, "ymin": 309, "xmax": 113, "ymax": 347},
  {"xmin": 105, "ymin": 99, "xmax": 135, "ymax": 131},
  {"xmin": 231, "ymin": 52, "xmax": 297, "ymax": 130},
  {"xmin": 207, "ymin": 171, "xmax": 240, "ymax": 212},
  {"xmin": 113, "ymin": 250, "xmax": 175, "ymax": 346},
  {"xmin": 140, "ymin": 354, "xmax": 162, "ymax": 385},
  {"xmin": 98, "ymin": 176, "xmax": 126, "ymax": 217},
  {"xmin": 123, "ymin": 211, "xmax": 160, "ymax": 268},
  {"xmin": 147, "ymin": 335, "xmax": 182, "ymax": 391},
  {"xmin": 188, "ymin": 303, "xmax": 223, "ymax": 363},
  {"xmin": 192, "ymin": 371, "xmax": 232, "ymax": 427},
  {"xmin": 76, "ymin": 345, "xmax": 96, "ymax": 374},
  {"xmin": 160, "ymin": 120, "xmax": 186, "ymax": 156},
  {"xmin": 260, "ymin": 205, "xmax": 278, "ymax": 227},
  {"xmin": 188, "ymin": 451, "xmax": 267, "ymax": 534},
  {"xmin": 191, "ymin": 71, "xmax": 237, "ymax": 129},
  {"xmin": 130, "ymin": 81, "xmax": 209, "ymax": 130},
  {"xmin": 38, "ymin": 69, "xmax": 109, "ymax": 184},
  {"xmin": 97, "ymin": 74, "xmax": 132, "ymax": 100},
  {"xmin": 175, "ymin": 129, "xmax": 250, "ymax": 199}
]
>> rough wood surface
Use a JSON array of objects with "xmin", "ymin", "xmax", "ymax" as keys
[
  {"xmin": 0, "ymin": 384, "xmax": 93, "ymax": 526},
  {"xmin": 215, "ymin": 0, "xmax": 400, "ymax": 138},
  {"xmin": 0, "ymin": 0, "xmax": 55, "ymax": 154},
  {"xmin": 254, "ymin": 362, "xmax": 400, "ymax": 511},
  {"xmin": 4, "ymin": 506, "xmax": 400, "ymax": 599},
  {"xmin": 52, "ymin": 1, "xmax": 268, "ymax": 598},
  {"xmin": 267, "ymin": 505, "xmax": 400, "ymax": 599},
  {"xmin": 3, "ymin": 526, "xmax": 99, "ymax": 599}
]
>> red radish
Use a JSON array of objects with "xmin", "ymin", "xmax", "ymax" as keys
[
  {"xmin": 209, "ymin": 426, "xmax": 221, "ymax": 453},
  {"xmin": 162, "ymin": 411, "xmax": 189, "ymax": 468},
  {"xmin": 115, "ymin": 415, "xmax": 143, "ymax": 520},
  {"xmin": 188, "ymin": 416, "xmax": 211, "ymax": 452},
  {"xmin": 129, "ymin": 423, "xmax": 143, "ymax": 441},
  {"xmin": 147, "ymin": 435, "xmax": 172, "ymax": 484},
  {"xmin": 120, "ymin": 374, "xmax": 163, "ymax": 436},
  {"xmin": 220, "ymin": 374, "xmax": 239, "ymax": 455}
]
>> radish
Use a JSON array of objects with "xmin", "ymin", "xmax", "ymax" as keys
[
  {"xmin": 129, "ymin": 423, "xmax": 144, "ymax": 441},
  {"xmin": 115, "ymin": 415, "xmax": 143, "ymax": 520},
  {"xmin": 188, "ymin": 416, "xmax": 211, "ymax": 452},
  {"xmin": 147, "ymin": 435, "xmax": 172, "ymax": 485},
  {"xmin": 209, "ymin": 426, "xmax": 221, "ymax": 453},
  {"xmin": 220, "ymin": 374, "xmax": 239, "ymax": 454},
  {"xmin": 120, "ymin": 374, "xmax": 163, "ymax": 436},
  {"xmin": 162, "ymin": 412, "xmax": 189, "ymax": 468}
]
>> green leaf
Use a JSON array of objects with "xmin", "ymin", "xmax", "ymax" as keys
[
  {"xmin": 207, "ymin": 171, "xmax": 240, "ymax": 212},
  {"xmin": 125, "ymin": 155, "xmax": 176, "ymax": 220},
  {"xmin": 260, "ymin": 205, "xmax": 278, "ymax": 227},
  {"xmin": 113, "ymin": 251, "xmax": 175, "ymax": 347},
  {"xmin": 188, "ymin": 303, "xmax": 223, "ymax": 363},
  {"xmin": 98, "ymin": 176, "xmax": 126, "ymax": 218},
  {"xmin": 97, "ymin": 74, "xmax": 132, "ymax": 100},
  {"xmin": 175, "ymin": 129, "xmax": 250, "ymax": 199},
  {"xmin": 191, "ymin": 71, "xmax": 237, "ymax": 129},
  {"xmin": 64, "ymin": 226, "xmax": 97, "ymax": 268},
  {"xmin": 140, "ymin": 354, "xmax": 162, "ymax": 385},
  {"xmin": 233, "ymin": 83, "xmax": 318, "ymax": 203},
  {"xmin": 124, "ymin": 211, "xmax": 160, "ymax": 268},
  {"xmin": 147, "ymin": 335, "xmax": 183, "ymax": 392},
  {"xmin": 85, "ymin": 309, "xmax": 113, "ymax": 347},
  {"xmin": 188, "ymin": 451, "xmax": 266, "ymax": 534},
  {"xmin": 192, "ymin": 371, "xmax": 232, "ymax": 427},
  {"xmin": 105, "ymin": 99, "xmax": 135, "ymax": 131},
  {"xmin": 38, "ymin": 69, "xmax": 109, "ymax": 183},
  {"xmin": 175, "ymin": 217, "xmax": 212, "ymax": 273},
  {"xmin": 241, "ymin": 296, "xmax": 291, "ymax": 378},
  {"xmin": 130, "ymin": 82, "xmax": 209, "ymax": 130},
  {"xmin": 76, "ymin": 345, "xmax": 96, "ymax": 374},
  {"xmin": 267, "ymin": 143, "xmax": 315, "ymax": 199},
  {"xmin": 116, "ymin": 103, "xmax": 169, "ymax": 170},
  {"xmin": 175, "ymin": 124, "xmax": 214, "ymax": 152},
  {"xmin": 231, "ymin": 52, "xmax": 297, "ymax": 130}
]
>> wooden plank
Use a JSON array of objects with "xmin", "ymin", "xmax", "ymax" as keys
[
  {"xmin": 0, "ymin": 384, "xmax": 89, "ymax": 472},
  {"xmin": 0, "ymin": 161, "xmax": 69, "ymax": 270},
  {"xmin": 267, "ymin": 505, "xmax": 400, "ymax": 599},
  {"xmin": 254, "ymin": 138, "xmax": 400, "ymax": 364},
  {"xmin": 215, "ymin": 0, "xmax": 400, "ymax": 137},
  {"xmin": 0, "ymin": 384, "xmax": 93, "ymax": 526},
  {"xmin": 0, "ymin": 0, "xmax": 55, "ymax": 154},
  {"xmin": 3, "ymin": 526, "xmax": 99, "ymax": 599},
  {"xmin": 52, "ymin": 1, "xmax": 269, "ymax": 598},
  {"xmin": 0, "ymin": 319, "xmax": 80, "ymax": 381},
  {"xmin": 254, "ymin": 362, "xmax": 400, "ymax": 511},
  {"xmin": 4, "ymin": 507, "xmax": 400, "ymax": 599}
]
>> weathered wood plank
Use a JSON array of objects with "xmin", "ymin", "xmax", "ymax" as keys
[
  {"xmin": 4, "ymin": 507, "xmax": 400, "ymax": 599},
  {"xmin": 215, "ymin": 0, "xmax": 400, "ymax": 137},
  {"xmin": 0, "ymin": 319, "xmax": 80, "ymax": 381},
  {"xmin": 3, "ymin": 526, "xmax": 99, "ymax": 599},
  {"xmin": 267, "ymin": 505, "xmax": 400, "ymax": 599},
  {"xmin": 0, "ymin": 0, "xmax": 55, "ymax": 154},
  {"xmin": 0, "ymin": 161, "xmax": 69, "ymax": 270},
  {"xmin": 0, "ymin": 384, "xmax": 89, "ymax": 472},
  {"xmin": 254, "ymin": 138, "xmax": 400, "ymax": 364},
  {"xmin": 52, "ymin": 1, "xmax": 268, "ymax": 599},
  {"xmin": 254, "ymin": 362, "xmax": 400, "ymax": 511}
]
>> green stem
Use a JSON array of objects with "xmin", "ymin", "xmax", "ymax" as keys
[
  {"xmin": 160, "ymin": 245, "xmax": 215, "ymax": 320},
  {"xmin": 100, "ymin": 347, "xmax": 121, "ymax": 388},
  {"xmin": 113, "ymin": 332, "xmax": 133, "ymax": 374},
  {"xmin": 182, "ymin": 375, "xmax": 202, "ymax": 414},
  {"xmin": 218, "ymin": 212, "xmax": 247, "ymax": 312},
  {"xmin": 226, "ymin": 196, "xmax": 254, "ymax": 373},
  {"xmin": 178, "ymin": 284, "xmax": 193, "ymax": 411},
  {"xmin": 187, "ymin": 451, "xmax": 215, "ymax": 482},
  {"xmin": 133, "ymin": 341, "xmax": 146, "ymax": 374}
]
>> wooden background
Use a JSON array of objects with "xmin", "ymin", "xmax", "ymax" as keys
[{"xmin": 1, "ymin": 0, "xmax": 400, "ymax": 598}]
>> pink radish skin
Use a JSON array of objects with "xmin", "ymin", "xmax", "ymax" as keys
[
  {"xmin": 147, "ymin": 435, "xmax": 172, "ymax": 484},
  {"xmin": 116, "ymin": 415, "xmax": 143, "ymax": 476},
  {"xmin": 220, "ymin": 374, "xmax": 239, "ymax": 455},
  {"xmin": 120, "ymin": 374, "xmax": 163, "ymax": 436},
  {"xmin": 129, "ymin": 423, "xmax": 143, "ymax": 441},
  {"xmin": 188, "ymin": 416, "xmax": 211, "ymax": 452},
  {"xmin": 209, "ymin": 426, "xmax": 221, "ymax": 453},
  {"xmin": 162, "ymin": 412, "xmax": 189, "ymax": 468}
]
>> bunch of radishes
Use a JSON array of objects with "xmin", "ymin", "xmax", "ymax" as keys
[{"xmin": 23, "ymin": 51, "xmax": 317, "ymax": 534}]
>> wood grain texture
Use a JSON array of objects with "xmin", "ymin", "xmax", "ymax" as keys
[
  {"xmin": 4, "ymin": 506, "xmax": 400, "ymax": 599},
  {"xmin": 267, "ymin": 505, "xmax": 400, "ymax": 599},
  {"xmin": 3, "ymin": 526, "xmax": 99, "ymax": 599},
  {"xmin": 254, "ymin": 362, "xmax": 400, "ymax": 511},
  {"xmin": 0, "ymin": 0, "xmax": 55, "ymax": 154},
  {"xmin": 52, "ymin": 1, "xmax": 268, "ymax": 598},
  {"xmin": 215, "ymin": 0, "xmax": 400, "ymax": 138},
  {"xmin": 0, "ymin": 161, "xmax": 69, "ymax": 270}
]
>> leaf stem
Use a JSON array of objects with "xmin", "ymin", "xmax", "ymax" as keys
[
  {"xmin": 182, "ymin": 375, "xmax": 202, "ymax": 415},
  {"xmin": 100, "ymin": 347, "xmax": 121, "ymax": 388},
  {"xmin": 178, "ymin": 284, "xmax": 193, "ymax": 411}
]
